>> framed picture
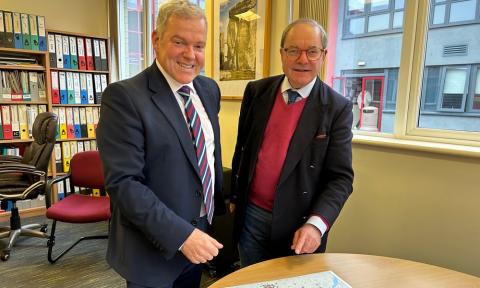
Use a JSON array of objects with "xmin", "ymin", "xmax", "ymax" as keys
[{"xmin": 212, "ymin": 0, "xmax": 271, "ymax": 99}]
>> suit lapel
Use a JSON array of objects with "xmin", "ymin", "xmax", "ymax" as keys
[
  {"xmin": 147, "ymin": 64, "xmax": 200, "ymax": 179},
  {"xmin": 277, "ymin": 77, "xmax": 329, "ymax": 186}
]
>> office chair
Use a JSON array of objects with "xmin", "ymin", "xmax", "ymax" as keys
[
  {"xmin": 0, "ymin": 112, "xmax": 58, "ymax": 261},
  {"xmin": 45, "ymin": 150, "xmax": 110, "ymax": 263}
]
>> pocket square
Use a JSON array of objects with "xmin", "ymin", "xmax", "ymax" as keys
[{"xmin": 315, "ymin": 133, "xmax": 327, "ymax": 139}]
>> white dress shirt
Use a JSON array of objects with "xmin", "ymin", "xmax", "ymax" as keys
[{"xmin": 156, "ymin": 60, "xmax": 215, "ymax": 217}]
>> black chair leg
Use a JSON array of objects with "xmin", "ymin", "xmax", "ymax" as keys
[{"xmin": 47, "ymin": 220, "xmax": 108, "ymax": 264}]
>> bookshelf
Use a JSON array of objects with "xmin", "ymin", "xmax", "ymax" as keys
[
  {"xmin": 46, "ymin": 29, "xmax": 108, "ymax": 201},
  {"xmin": 0, "ymin": 46, "xmax": 52, "ymax": 221},
  {"xmin": 0, "ymin": 29, "xmax": 109, "ymax": 221}
]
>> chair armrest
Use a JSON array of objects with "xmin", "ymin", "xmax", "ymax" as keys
[
  {"xmin": 0, "ymin": 163, "xmax": 45, "ymax": 177},
  {"xmin": 0, "ymin": 164, "xmax": 47, "ymax": 201},
  {"xmin": 45, "ymin": 173, "xmax": 71, "ymax": 208},
  {"xmin": 0, "ymin": 155, "xmax": 23, "ymax": 163}
]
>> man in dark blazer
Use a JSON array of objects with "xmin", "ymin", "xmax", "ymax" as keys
[
  {"xmin": 97, "ymin": 1, "xmax": 225, "ymax": 287},
  {"xmin": 230, "ymin": 19, "xmax": 354, "ymax": 267}
]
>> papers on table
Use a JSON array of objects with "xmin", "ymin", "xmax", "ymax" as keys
[{"xmin": 227, "ymin": 271, "xmax": 351, "ymax": 288}]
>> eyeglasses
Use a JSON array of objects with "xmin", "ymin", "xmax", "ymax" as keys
[{"xmin": 282, "ymin": 47, "xmax": 326, "ymax": 61}]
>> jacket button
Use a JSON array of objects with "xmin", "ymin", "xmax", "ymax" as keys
[
  {"xmin": 302, "ymin": 216, "xmax": 307, "ymax": 220},
  {"xmin": 309, "ymin": 164, "xmax": 315, "ymax": 169},
  {"xmin": 241, "ymin": 146, "xmax": 244, "ymax": 151},
  {"xmin": 195, "ymin": 190, "xmax": 202, "ymax": 197},
  {"xmin": 303, "ymin": 191, "xmax": 308, "ymax": 195},
  {"xmin": 191, "ymin": 220, "xmax": 197, "ymax": 227}
]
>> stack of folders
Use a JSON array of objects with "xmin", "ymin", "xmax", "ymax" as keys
[
  {"xmin": 0, "ymin": 104, "xmax": 47, "ymax": 140},
  {"xmin": 54, "ymin": 139, "xmax": 99, "ymax": 200},
  {"xmin": 0, "ymin": 70, "xmax": 46, "ymax": 101},
  {"xmin": 50, "ymin": 71, "xmax": 107, "ymax": 105},
  {"xmin": 51, "ymin": 106, "xmax": 99, "ymax": 140},
  {"xmin": 47, "ymin": 33, "xmax": 108, "ymax": 71},
  {"xmin": 0, "ymin": 10, "xmax": 47, "ymax": 51}
]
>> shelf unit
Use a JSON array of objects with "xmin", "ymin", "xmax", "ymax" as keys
[
  {"xmin": 0, "ymin": 29, "xmax": 109, "ymax": 221},
  {"xmin": 0, "ymin": 46, "xmax": 52, "ymax": 221},
  {"xmin": 46, "ymin": 29, "xmax": 108, "ymax": 202}
]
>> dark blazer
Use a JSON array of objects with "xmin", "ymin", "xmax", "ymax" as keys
[
  {"xmin": 97, "ymin": 63, "xmax": 225, "ymax": 286},
  {"xmin": 231, "ymin": 75, "xmax": 353, "ymax": 256}
]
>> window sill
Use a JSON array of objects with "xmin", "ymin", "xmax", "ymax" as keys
[{"xmin": 353, "ymin": 134, "xmax": 480, "ymax": 159}]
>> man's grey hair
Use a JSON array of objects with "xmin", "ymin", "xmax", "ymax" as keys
[
  {"xmin": 280, "ymin": 18, "xmax": 328, "ymax": 49},
  {"xmin": 155, "ymin": 0, "xmax": 207, "ymax": 38}
]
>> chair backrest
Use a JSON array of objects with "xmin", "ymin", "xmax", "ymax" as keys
[
  {"xmin": 69, "ymin": 151, "xmax": 105, "ymax": 190},
  {"xmin": 21, "ymin": 112, "xmax": 58, "ymax": 174}
]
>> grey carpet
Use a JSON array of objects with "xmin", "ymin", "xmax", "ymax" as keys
[{"xmin": 0, "ymin": 215, "xmax": 219, "ymax": 288}]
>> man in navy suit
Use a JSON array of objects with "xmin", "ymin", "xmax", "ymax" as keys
[
  {"xmin": 97, "ymin": 1, "xmax": 225, "ymax": 287},
  {"xmin": 230, "ymin": 19, "xmax": 354, "ymax": 267}
]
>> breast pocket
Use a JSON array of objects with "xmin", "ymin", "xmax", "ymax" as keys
[{"xmin": 310, "ymin": 137, "xmax": 329, "ymax": 168}]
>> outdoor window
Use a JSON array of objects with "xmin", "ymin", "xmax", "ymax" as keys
[
  {"xmin": 118, "ymin": 0, "xmax": 205, "ymax": 80},
  {"xmin": 473, "ymin": 67, "xmax": 480, "ymax": 110},
  {"xmin": 118, "ymin": 0, "xmax": 145, "ymax": 79},
  {"xmin": 431, "ymin": 0, "xmax": 479, "ymax": 26},
  {"xmin": 440, "ymin": 67, "xmax": 468, "ymax": 111},
  {"xmin": 417, "ymin": 0, "xmax": 480, "ymax": 133},
  {"xmin": 344, "ymin": 0, "xmax": 404, "ymax": 37}
]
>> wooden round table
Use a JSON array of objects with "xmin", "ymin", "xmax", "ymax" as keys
[{"xmin": 208, "ymin": 253, "xmax": 480, "ymax": 287}]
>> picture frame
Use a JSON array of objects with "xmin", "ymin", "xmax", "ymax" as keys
[{"xmin": 212, "ymin": 0, "xmax": 271, "ymax": 100}]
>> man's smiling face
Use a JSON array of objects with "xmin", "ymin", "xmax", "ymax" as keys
[
  {"xmin": 280, "ymin": 23, "xmax": 325, "ymax": 89},
  {"xmin": 153, "ymin": 15, "xmax": 206, "ymax": 84}
]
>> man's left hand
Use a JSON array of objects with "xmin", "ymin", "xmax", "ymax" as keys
[{"xmin": 291, "ymin": 224, "xmax": 322, "ymax": 254}]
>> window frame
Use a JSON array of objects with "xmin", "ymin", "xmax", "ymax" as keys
[
  {"xmin": 437, "ymin": 65, "xmax": 470, "ymax": 112},
  {"xmin": 400, "ymin": 0, "xmax": 480, "ymax": 144},
  {"xmin": 343, "ymin": 0, "xmax": 405, "ymax": 39},
  {"xmin": 429, "ymin": 0, "xmax": 480, "ymax": 28},
  {"xmin": 467, "ymin": 65, "xmax": 480, "ymax": 112}
]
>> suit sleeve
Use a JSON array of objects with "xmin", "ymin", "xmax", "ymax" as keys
[
  {"xmin": 97, "ymin": 83, "xmax": 194, "ymax": 260},
  {"xmin": 230, "ymin": 82, "xmax": 255, "ymax": 204},
  {"xmin": 312, "ymin": 99, "xmax": 354, "ymax": 229}
]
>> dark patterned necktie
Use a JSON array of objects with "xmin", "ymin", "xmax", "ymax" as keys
[
  {"xmin": 178, "ymin": 86, "xmax": 214, "ymax": 224},
  {"xmin": 287, "ymin": 89, "xmax": 301, "ymax": 104}
]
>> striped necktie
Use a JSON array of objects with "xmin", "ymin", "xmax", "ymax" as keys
[
  {"xmin": 287, "ymin": 89, "xmax": 301, "ymax": 104},
  {"xmin": 178, "ymin": 86, "xmax": 214, "ymax": 224}
]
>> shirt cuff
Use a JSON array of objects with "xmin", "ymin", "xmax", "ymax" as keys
[{"xmin": 307, "ymin": 215, "xmax": 328, "ymax": 237}]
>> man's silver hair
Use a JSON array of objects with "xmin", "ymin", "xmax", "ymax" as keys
[
  {"xmin": 155, "ymin": 0, "xmax": 207, "ymax": 38},
  {"xmin": 280, "ymin": 18, "xmax": 328, "ymax": 49}
]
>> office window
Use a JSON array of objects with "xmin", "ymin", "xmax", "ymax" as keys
[
  {"xmin": 118, "ymin": 0, "xmax": 205, "ymax": 80},
  {"xmin": 418, "ymin": 0, "xmax": 480, "ymax": 133},
  {"xmin": 430, "ymin": 0, "xmax": 479, "ymax": 26},
  {"xmin": 118, "ymin": 0, "xmax": 145, "ymax": 79},
  {"xmin": 344, "ymin": 0, "xmax": 404, "ymax": 37}
]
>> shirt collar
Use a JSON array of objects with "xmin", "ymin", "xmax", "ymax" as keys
[
  {"xmin": 156, "ymin": 60, "xmax": 195, "ymax": 94},
  {"xmin": 281, "ymin": 76, "xmax": 317, "ymax": 99}
]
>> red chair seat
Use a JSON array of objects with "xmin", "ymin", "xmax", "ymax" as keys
[{"xmin": 46, "ymin": 194, "xmax": 111, "ymax": 223}]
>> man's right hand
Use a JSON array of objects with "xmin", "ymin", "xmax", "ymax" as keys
[
  {"xmin": 229, "ymin": 203, "xmax": 236, "ymax": 213},
  {"xmin": 181, "ymin": 228, "xmax": 223, "ymax": 264}
]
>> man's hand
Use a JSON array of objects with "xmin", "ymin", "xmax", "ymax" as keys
[
  {"xmin": 181, "ymin": 228, "xmax": 223, "ymax": 264},
  {"xmin": 229, "ymin": 203, "xmax": 236, "ymax": 213},
  {"xmin": 291, "ymin": 224, "xmax": 322, "ymax": 254}
]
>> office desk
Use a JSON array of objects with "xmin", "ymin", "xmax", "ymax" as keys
[{"xmin": 209, "ymin": 253, "xmax": 480, "ymax": 287}]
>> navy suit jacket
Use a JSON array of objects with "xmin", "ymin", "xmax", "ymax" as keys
[
  {"xmin": 231, "ymin": 75, "xmax": 353, "ymax": 256},
  {"xmin": 97, "ymin": 63, "xmax": 225, "ymax": 286}
]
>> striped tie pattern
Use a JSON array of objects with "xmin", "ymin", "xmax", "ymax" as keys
[{"xmin": 178, "ymin": 86, "xmax": 214, "ymax": 224}]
